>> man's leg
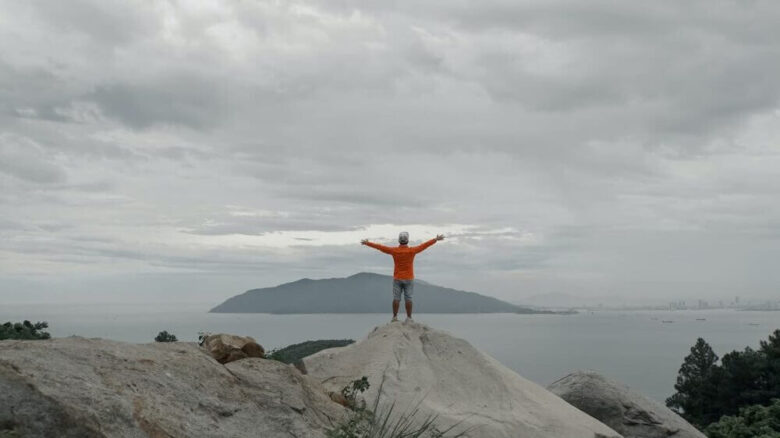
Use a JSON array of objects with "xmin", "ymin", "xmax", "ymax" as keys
[
  {"xmin": 392, "ymin": 280, "xmax": 402, "ymax": 321},
  {"xmin": 404, "ymin": 280, "xmax": 414, "ymax": 319}
]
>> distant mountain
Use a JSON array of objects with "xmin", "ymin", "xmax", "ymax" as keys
[{"xmin": 210, "ymin": 272, "xmax": 542, "ymax": 314}]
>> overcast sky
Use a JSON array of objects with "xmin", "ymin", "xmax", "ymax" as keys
[{"xmin": 2, "ymin": 1, "xmax": 779, "ymax": 305}]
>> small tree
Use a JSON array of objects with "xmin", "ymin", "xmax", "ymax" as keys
[
  {"xmin": 0, "ymin": 320, "xmax": 51, "ymax": 340},
  {"xmin": 154, "ymin": 331, "xmax": 177, "ymax": 342},
  {"xmin": 760, "ymin": 329, "xmax": 780, "ymax": 397},
  {"xmin": 718, "ymin": 347, "xmax": 768, "ymax": 417},
  {"xmin": 666, "ymin": 337, "xmax": 722, "ymax": 426},
  {"xmin": 705, "ymin": 398, "xmax": 780, "ymax": 438},
  {"xmin": 342, "ymin": 376, "xmax": 370, "ymax": 410}
]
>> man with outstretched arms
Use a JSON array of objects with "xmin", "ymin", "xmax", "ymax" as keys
[{"xmin": 361, "ymin": 232, "xmax": 445, "ymax": 322}]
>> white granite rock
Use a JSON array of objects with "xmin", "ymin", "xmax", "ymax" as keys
[
  {"xmin": 304, "ymin": 321, "xmax": 622, "ymax": 438},
  {"xmin": 548, "ymin": 371, "xmax": 706, "ymax": 438},
  {"xmin": 0, "ymin": 337, "xmax": 346, "ymax": 438}
]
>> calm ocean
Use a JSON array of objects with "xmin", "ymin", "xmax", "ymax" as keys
[{"xmin": 1, "ymin": 303, "xmax": 777, "ymax": 403}]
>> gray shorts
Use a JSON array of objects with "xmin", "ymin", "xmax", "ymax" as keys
[{"xmin": 392, "ymin": 279, "xmax": 414, "ymax": 301}]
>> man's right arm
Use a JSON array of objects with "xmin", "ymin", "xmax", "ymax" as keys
[{"xmin": 362, "ymin": 240, "xmax": 393, "ymax": 254}]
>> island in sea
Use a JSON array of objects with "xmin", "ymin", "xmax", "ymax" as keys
[{"xmin": 210, "ymin": 272, "xmax": 549, "ymax": 314}]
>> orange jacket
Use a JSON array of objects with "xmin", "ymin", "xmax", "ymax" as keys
[{"xmin": 364, "ymin": 238, "xmax": 437, "ymax": 280}]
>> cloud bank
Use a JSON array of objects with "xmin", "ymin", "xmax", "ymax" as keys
[{"xmin": 1, "ymin": 0, "xmax": 779, "ymax": 304}]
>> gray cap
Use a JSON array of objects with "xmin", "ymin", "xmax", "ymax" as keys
[{"xmin": 398, "ymin": 231, "xmax": 409, "ymax": 245}]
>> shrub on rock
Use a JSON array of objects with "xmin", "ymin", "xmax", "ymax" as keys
[
  {"xmin": 154, "ymin": 331, "xmax": 178, "ymax": 342},
  {"xmin": 0, "ymin": 321, "xmax": 50, "ymax": 340}
]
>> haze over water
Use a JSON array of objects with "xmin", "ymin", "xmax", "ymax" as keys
[{"xmin": 2, "ymin": 303, "xmax": 776, "ymax": 403}]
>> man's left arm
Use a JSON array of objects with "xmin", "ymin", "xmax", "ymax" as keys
[{"xmin": 413, "ymin": 234, "xmax": 444, "ymax": 254}]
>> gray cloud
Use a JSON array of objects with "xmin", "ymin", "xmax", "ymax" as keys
[
  {"xmin": 89, "ymin": 76, "xmax": 232, "ymax": 129},
  {"xmin": 0, "ymin": 135, "xmax": 68, "ymax": 183},
  {"xmin": 183, "ymin": 213, "xmax": 362, "ymax": 236},
  {"xmin": 26, "ymin": 0, "xmax": 158, "ymax": 45}
]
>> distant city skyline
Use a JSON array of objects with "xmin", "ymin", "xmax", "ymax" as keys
[{"xmin": 2, "ymin": 1, "xmax": 780, "ymax": 305}]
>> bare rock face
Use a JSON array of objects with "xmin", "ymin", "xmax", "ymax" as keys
[
  {"xmin": 0, "ymin": 337, "xmax": 346, "ymax": 438},
  {"xmin": 201, "ymin": 333, "xmax": 264, "ymax": 364},
  {"xmin": 548, "ymin": 371, "xmax": 706, "ymax": 438},
  {"xmin": 303, "ymin": 321, "xmax": 622, "ymax": 438}
]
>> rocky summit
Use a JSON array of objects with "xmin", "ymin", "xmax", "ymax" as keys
[{"xmin": 303, "ymin": 321, "xmax": 622, "ymax": 438}]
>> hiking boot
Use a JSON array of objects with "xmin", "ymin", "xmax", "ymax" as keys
[{"xmin": 391, "ymin": 316, "xmax": 398, "ymax": 322}]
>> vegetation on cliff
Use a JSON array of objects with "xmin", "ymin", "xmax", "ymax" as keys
[
  {"xmin": 267, "ymin": 339, "xmax": 354, "ymax": 364},
  {"xmin": 667, "ymin": 329, "xmax": 780, "ymax": 432},
  {"xmin": 0, "ymin": 321, "xmax": 50, "ymax": 340},
  {"xmin": 327, "ymin": 377, "xmax": 469, "ymax": 438},
  {"xmin": 704, "ymin": 398, "xmax": 780, "ymax": 438},
  {"xmin": 154, "ymin": 330, "xmax": 178, "ymax": 342}
]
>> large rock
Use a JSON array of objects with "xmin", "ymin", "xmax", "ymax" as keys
[
  {"xmin": 548, "ymin": 371, "xmax": 705, "ymax": 438},
  {"xmin": 201, "ymin": 333, "xmax": 264, "ymax": 364},
  {"xmin": 303, "ymin": 321, "xmax": 622, "ymax": 438},
  {"xmin": 0, "ymin": 337, "xmax": 346, "ymax": 438}
]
